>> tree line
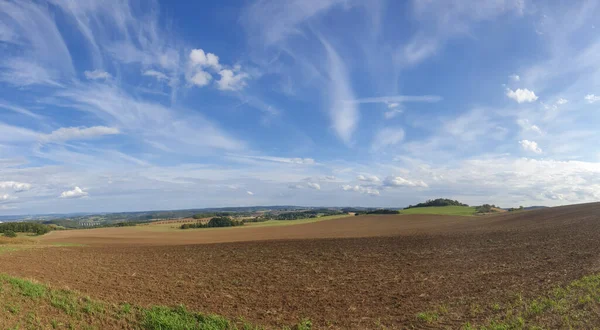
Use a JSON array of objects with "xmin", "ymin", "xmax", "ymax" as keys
[
  {"xmin": 181, "ymin": 217, "xmax": 244, "ymax": 229},
  {"xmin": 404, "ymin": 198, "xmax": 469, "ymax": 209},
  {"xmin": 0, "ymin": 222, "xmax": 51, "ymax": 236}
]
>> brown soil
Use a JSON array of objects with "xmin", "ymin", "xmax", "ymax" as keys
[{"xmin": 2, "ymin": 203, "xmax": 600, "ymax": 329}]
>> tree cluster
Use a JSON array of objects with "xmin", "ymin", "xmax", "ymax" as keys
[
  {"xmin": 0, "ymin": 222, "xmax": 51, "ymax": 236},
  {"xmin": 180, "ymin": 217, "xmax": 244, "ymax": 229},
  {"xmin": 405, "ymin": 198, "xmax": 469, "ymax": 209}
]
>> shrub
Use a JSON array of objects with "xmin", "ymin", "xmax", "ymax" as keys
[
  {"xmin": 3, "ymin": 230, "xmax": 17, "ymax": 238},
  {"xmin": 206, "ymin": 217, "xmax": 243, "ymax": 228}
]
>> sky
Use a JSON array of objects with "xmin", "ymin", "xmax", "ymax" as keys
[{"xmin": 1, "ymin": 0, "xmax": 600, "ymax": 215}]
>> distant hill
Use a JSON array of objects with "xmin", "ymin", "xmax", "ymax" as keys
[{"xmin": 405, "ymin": 198, "xmax": 469, "ymax": 209}]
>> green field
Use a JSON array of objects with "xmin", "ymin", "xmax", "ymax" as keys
[{"xmin": 399, "ymin": 206, "xmax": 477, "ymax": 216}]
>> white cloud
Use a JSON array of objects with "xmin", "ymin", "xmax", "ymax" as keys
[
  {"xmin": 60, "ymin": 186, "xmax": 88, "ymax": 198},
  {"xmin": 0, "ymin": 58, "xmax": 63, "ymax": 87},
  {"xmin": 143, "ymin": 70, "xmax": 169, "ymax": 81},
  {"xmin": 509, "ymin": 74, "xmax": 520, "ymax": 82},
  {"xmin": 401, "ymin": 36, "xmax": 439, "ymax": 66},
  {"xmin": 321, "ymin": 38, "xmax": 358, "ymax": 145},
  {"xmin": 217, "ymin": 69, "xmax": 250, "ymax": 91},
  {"xmin": 341, "ymin": 185, "xmax": 380, "ymax": 196},
  {"xmin": 357, "ymin": 174, "xmax": 381, "ymax": 183},
  {"xmin": 519, "ymin": 140, "xmax": 543, "ymax": 154},
  {"xmin": 84, "ymin": 70, "xmax": 111, "ymax": 80},
  {"xmin": 517, "ymin": 119, "xmax": 542, "ymax": 134},
  {"xmin": 585, "ymin": 94, "xmax": 600, "ymax": 103},
  {"xmin": 383, "ymin": 176, "xmax": 428, "ymax": 188},
  {"xmin": 0, "ymin": 102, "xmax": 42, "ymax": 119},
  {"xmin": 506, "ymin": 88, "xmax": 538, "ymax": 103},
  {"xmin": 186, "ymin": 49, "xmax": 223, "ymax": 88},
  {"xmin": 43, "ymin": 126, "xmax": 120, "ymax": 143},
  {"xmin": 372, "ymin": 127, "xmax": 405, "ymax": 150},
  {"xmin": 0, "ymin": 194, "xmax": 10, "ymax": 201},
  {"xmin": 246, "ymin": 191, "xmax": 254, "ymax": 195},
  {"xmin": 231, "ymin": 155, "xmax": 316, "ymax": 165},
  {"xmin": 189, "ymin": 70, "xmax": 212, "ymax": 87},
  {"xmin": 0, "ymin": 181, "xmax": 31, "ymax": 192},
  {"xmin": 307, "ymin": 182, "xmax": 321, "ymax": 190},
  {"xmin": 556, "ymin": 98, "xmax": 568, "ymax": 105},
  {"xmin": 387, "ymin": 103, "xmax": 399, "ymax": 109},
  {"xmin": 189, "ymin": 49, "xmax": 221, "ymax": 71},
  {"xmin": 56, "ymin": 84, "xmax": 244, "ymax": 151}
]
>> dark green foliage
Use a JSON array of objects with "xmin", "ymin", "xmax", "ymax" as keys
[
  {"xmin": 180, "ymin": 217, "xmax": 243, "ymax": 230},
  {"xmin": 405, "ymin": 198, "xmax": 468, "ymax": 209},
  {"xmin": 264, "ymin": 209, "xmax": 343, "ymax": 221},
  {"xmin": 0, "ymin": 222, "xmax": 51, "ymax": 235},
  {"xmin": 192, "ymin": 212, "xmax": 231, "ymax": 219},
  {"xmin": 508, "ymin": 206, "xmax": 526, "ymax": 212},
  {"xmin": 365, "ymin": 209, "xmax": 399, "ymax": 215},
  {"xmin": 3, "ymin": 230, "xmax": 17, "ymax": 237},
  {"xmin": 475, "ymin": 204, "xmax": 500, "ymax": 213},
  {"xmin": 115, "ymin": 222, "xmax": 138, "ymax": 227}
]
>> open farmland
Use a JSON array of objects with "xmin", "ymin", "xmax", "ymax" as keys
[{"xmin": 2, "ymin": 203, "xmax": 600, "ymax": 328}]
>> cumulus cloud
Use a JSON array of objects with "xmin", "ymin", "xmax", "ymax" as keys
[
  {"xmin": 186, "ymin": 48, "xmax": 221, "ymax": 87},
  {"xmin": 383, "ymin": 176, "xmax": 428, "ymax": 188},
  {"xmin": 189, "ymin": 49, "xmax": 221, "ymax": 70},
  {"xmin": 519, "ymin": 140, "xmax": 542, "ymax": 154},
  {"xmin": 143, "ymin": 70, "xmax": 169, "ymax": 81},
  {"xmin": 0, "ymin": 181, "xmax": 31, "ymax": 192},
  {"xmin": 42, "ymin": 126, "xmax": 120, "ymax": 143},
  {"xmin": 506, "ymin": 88, "xmax": 538, "ymax": 103},
  {"xmin": 217, "ymin": 69, "xmax": 249, "ymax": 91},
  {"xmin": 60, "ymin": 186, "xmax": 88, "ymax": 198},
  {"xmin": 307, "ymin": 182, "xmax": 321, "ymax": 190},
  {"xmin": 357, "ymin": 174, "xmax": 381, "ymax": 183},
  {"xmin": 341, "ymin": 185, "xmax": 380, "ymax": 196},
  {"xmin": 585, "ymin": 94, "xmax": 600, "ymax": 103},
  {"xmin": 189, "ymin": 70, "xmax": 212, "ymax": 87},
  {"xmin": 84, "ymin": 70, "xmax": 111, "ymax": 80},
  {"xmin": 371, "ymin": 127, "xmax": 405, "ymax": 150}
]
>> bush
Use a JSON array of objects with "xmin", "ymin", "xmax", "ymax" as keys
[
  {"xmin": 3, "ymin": 230, "xmax": 17, "ymax": 238},
  {"xmin": 206, "ymin": 217, "xmax": 243, "ymax": 228}
]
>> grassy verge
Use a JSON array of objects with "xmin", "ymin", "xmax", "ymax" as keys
[
  {"xmin": 399, "ymin": 206, "xmax": 477, "ymax": 216},
  {"xmin": 415, "ymin": 273, "xmax": 600, "ymax": 329},
  {"xmin": 0, "ymin": 274, "xmax": 311, "ymax": 330}
]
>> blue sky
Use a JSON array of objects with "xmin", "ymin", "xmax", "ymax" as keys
[{"xmin": 1, "ymin": 0, "xmax": 600, "ymax": 215}]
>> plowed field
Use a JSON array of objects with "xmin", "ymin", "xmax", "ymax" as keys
[{"xmin": 2, "ymin": 203, "xmax": 600, "ymax": 328}]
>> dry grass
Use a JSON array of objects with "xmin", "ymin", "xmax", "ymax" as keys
[{"xmin": 0, "ymin": 236, "xmax": 39, "ymax": 245}]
